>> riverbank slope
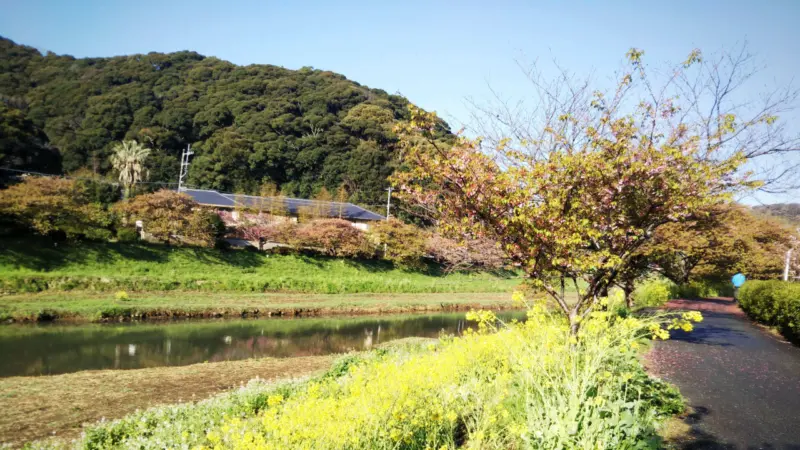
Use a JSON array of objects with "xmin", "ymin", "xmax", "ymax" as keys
[
  {"xmin": 0, "ymin": 236, "xmax": 525, "ymax": 322},
  {"xmin": 0, "ymin": 291, "xmax": 526, "ymax": 323},
  {"xmin": 0, "ymin": 236, "xmax": 520, "ymax": 295},
  {"xmin": 0, "ymin": 355, "xmax": 336, "ymax": 447}
]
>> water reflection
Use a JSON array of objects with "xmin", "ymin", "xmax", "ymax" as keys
[{"xmin": 0, "ymin": 311, "xmax": 525, "ymax": 377}]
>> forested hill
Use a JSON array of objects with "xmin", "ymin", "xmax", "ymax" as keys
[
  {"xmin": 753, "ymin": 203, "xmax": 800, "ymax": 227},
  {"xmin": 0, "ymin": 37, "xmax": 451, "ymax": 203}
]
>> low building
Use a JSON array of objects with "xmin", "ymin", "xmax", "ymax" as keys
[{"xmin": 179, "ymin": 188, "xmax": 384, "ymax": 230}]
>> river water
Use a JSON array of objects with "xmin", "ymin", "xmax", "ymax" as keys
[{"xmin": 0, "ymin": 311, "xmax": 526, "ymax": 377}]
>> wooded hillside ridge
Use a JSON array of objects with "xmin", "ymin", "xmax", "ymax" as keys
[
  {"xmin": 753, "ymin": 203, "xmax": 800, "ymax": 227},
  {"xmin": 0, "ymin": 37, "xmax": 451, "ymax": 204}
]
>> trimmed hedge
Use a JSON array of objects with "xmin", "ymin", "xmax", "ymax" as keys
[
  {"xmin": 739, "ymin": 280, "xmax": 800, "ymax": 343},
  {"xmin": 633, "ymin": 278, "xmax": 735, "ymax": 308},
  {"xmin": 671, "ymin": 280, "xmax": 733, "ymax": 299}
]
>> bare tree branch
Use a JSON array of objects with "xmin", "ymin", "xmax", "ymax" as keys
[{"xmin": 467, "ymin": 42, "xmax": 800, "ymax": 193}]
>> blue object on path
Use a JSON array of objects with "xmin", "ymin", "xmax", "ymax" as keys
[{"xmin": 731, "ymin": 273, "xmax": 746, "ymax": 288}]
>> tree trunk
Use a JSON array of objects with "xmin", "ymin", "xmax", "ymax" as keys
[
  {"xmin": 569, "ymin": 311, "xmax": 580, "ymax": 335},
  {"xmin": 624, "ymin": 280, "xmax": 634, "ymax": 308}
]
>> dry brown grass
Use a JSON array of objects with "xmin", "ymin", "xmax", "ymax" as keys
[
  {"xmin": 659, "ymin": 415, "xmax": 693, "ymax": 446},
  {"xmin": 0, "ymin": 355, "xmax": 334, "ymax": 446}
]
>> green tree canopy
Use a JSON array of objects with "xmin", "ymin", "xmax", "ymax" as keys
[
  {"xmin": 0, "ymin": 102, "xmax": 61, "ymax": 181},
  {"xmin": 0, "ymin": 176, "xmax": 112, "ymax": 240},
  {"xmin": 0, "ymin": 37, "xmax": 451, "ymax": 204}
]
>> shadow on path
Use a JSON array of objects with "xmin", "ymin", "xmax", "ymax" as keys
[{"xmin": 648, "ymin": 297, "xmax": 800, "ymax": 449}]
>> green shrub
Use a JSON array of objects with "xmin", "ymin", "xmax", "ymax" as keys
[
  {"xmin": 368, "ymin": 219, "xmax": 427, "ymax": 269},
  {"xmin": 116, "ymin": 227, "xmax": 139, "ymax": 242},
  {"xmin": 206, "ymin": 211, "xmax": 227, "ymax": 240},
  {"xmin": 739, "ymin": 280, "xmax": 800, "ymax": 342},
  {"xmin": 627, "ymin": 368, "xmax": 685, "ymax": 416},
  {"xmin": 670, "ymin": 280, "xmax": 732, "ymax": 299},
  {"xmin": 36, "ymin": 309, "xmax": 58, "ymax": 322},
  {"xmin": 633, "ymin": 279, "xmax": 673, "ymax": 307},
  {"xmin": 75, "ymin": 178, "xmax": 121, "ymax": 206},
  {"xmin": 96, "ymin": 306, "xmax": 135, "ymax": 320},
  {"xmin": 632, "ymin": 278, "xmax": 736, "ymax": 308}
]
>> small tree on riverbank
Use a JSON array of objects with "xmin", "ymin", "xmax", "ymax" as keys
[
  {"xmin": 114, "ymin": 190, "xmax": 220, "ymax": 246},
  {"xmin": 0, "ymin": 177, "xmax": 113, "ymax": 240},
  {"xmin": 393, "ymin": 49, "xmax": 751, "ymax": 333}
]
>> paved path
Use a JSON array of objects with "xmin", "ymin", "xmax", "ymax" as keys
[{"xmin": 647, "ymin": 297, "xmax": 800, "ymax": 449}]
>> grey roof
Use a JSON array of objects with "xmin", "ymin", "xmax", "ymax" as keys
[
  {"xmin": 180, "ymin": 189, "xmax": 237, "ymax": 207},
  {"xmin": 180, "ymin": 188, "xmax": 384, "ymax": 221}
]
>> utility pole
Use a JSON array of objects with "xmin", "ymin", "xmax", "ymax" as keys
[
  {"xmin": 177, "ymin": 144, "xmax": 193, "ymax": 192},
  {"xmin": 385, "ymin": 187, "xmax": 393, "ymax": 220}
]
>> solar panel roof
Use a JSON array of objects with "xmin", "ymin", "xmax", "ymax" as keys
[
  {"xmin": 180, "ymin": 189, "xmax": 237, "ymax": 207},
  {"xmin": 179, "ymin": 189, "xmax": 384, "ymax": 221}
]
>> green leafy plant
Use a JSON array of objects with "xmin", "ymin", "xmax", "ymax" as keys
[
  {"xmin": 115, "ymin": 227, "xmax": 138, "ymax": 242},
  {"xmin": 633, "ymin": 279, "xmax": 673, "ymax": 308},
  {"xmin": 368, "ymin": 219, "xmax": 427, "ymax": 269},
  {"xmin": 670, "ymin": 280, "xmax": 733, "ymax": 299},
  {"xmin": 739, "ymin": 280, "xmax": 800, "ymax": 342}
]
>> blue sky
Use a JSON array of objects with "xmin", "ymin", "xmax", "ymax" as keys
[{"xmin": 2, "ymin": 0, "xmax": 798, "ymax": 203}]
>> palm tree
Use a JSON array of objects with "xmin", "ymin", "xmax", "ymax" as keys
[{"xmin": 110, "ymin": 140, "xmax": 151, "ymax": 198}]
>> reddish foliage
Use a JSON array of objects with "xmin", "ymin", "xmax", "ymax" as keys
[
  {"xmin": 426, "ymin": 234, "xmax": 505, "ymax": 272},
  {"xmin": 292, "ymin": 219, "xmax": 375, "ymax": 258},
  {"xmin": 238, "ymin": 222, "xmax": 297, "ymax": 249}
]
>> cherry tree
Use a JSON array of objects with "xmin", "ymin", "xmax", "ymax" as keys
[{"xmin": 393, "ymin": 50, "xmax": 751, "ymax": 333}]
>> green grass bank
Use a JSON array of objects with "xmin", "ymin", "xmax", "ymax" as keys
[
  {"xmin": 0, "ymin": 236, "xmax": 519, "ymax": 295},
  {"xmin": 0, "ymin": 236, "xmax": 523, "ymax": 322},
  {"xmin": 0, "ymin": 291, "xmax": 526, "ymax": 323}
]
